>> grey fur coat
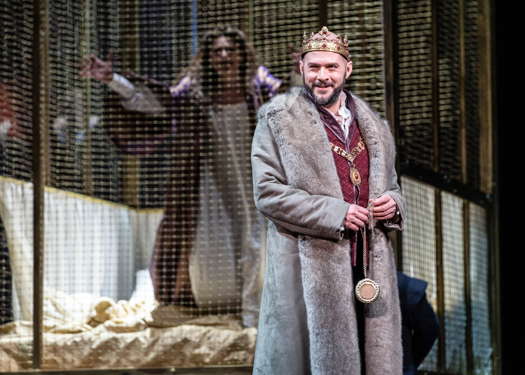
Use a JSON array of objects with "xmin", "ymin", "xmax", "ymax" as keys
[{"xmin": 251, "ymin": 87, "xmax": 405, "ymax": 375}]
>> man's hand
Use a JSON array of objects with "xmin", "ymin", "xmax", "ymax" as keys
[
  {"xmin": 370, "ymin": 194, "xmax": 397, "ymax": 221},
  {"xmin": 344, "ymin": 204, "xmax": 369, "ymax": 231},
  {"xmin": 80, "ymin": 53, "xmax": 113, "ymax": 83}
]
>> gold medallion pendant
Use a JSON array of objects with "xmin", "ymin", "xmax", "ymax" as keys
[
  {"xmin": 355, "ymin": 278, "xmax": 380, "ymax": 304},
  {"xmin": 350, "ymin": 167, "xmax": 361, "ymax": 186}
]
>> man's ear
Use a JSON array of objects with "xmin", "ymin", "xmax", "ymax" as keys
[
  {"xmin": 299, "ymin": 60, "xmax": 304, "ymax": 75},
  {"xmin": 345, "ymin": 61, "xmax": 353, "ymax": 79}
]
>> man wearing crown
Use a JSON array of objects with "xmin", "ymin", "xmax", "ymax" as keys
[{"xmin": 251, "ymin": 27, "xmax": 405, "ymax": 374}]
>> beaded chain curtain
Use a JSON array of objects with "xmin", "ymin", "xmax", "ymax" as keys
[
  {"xmin": 0, "ymin": 1, "xmax": 34, "ymax": 181},
  {"xmin": 436, "ymin": 0, "xmax": 462, "ymax": 181},
  {"xmin": 397, "ymin": 0, "xmax": 434, "ymax": 171},
  {"xmin": 328, "ymin": 0, "xmax": 386, "ymax": 115},
  {"xmin": 397, "ymin": 0, "xmax": 487, "ymax": 192},
  {"xmin": 0, "ymin": 0, "xmax": 495, "ymax": 373},
  {"xmin": 252, "ymin": 0, "xmax": 318, "ymax": 84},
  {"xmin": 464, "ymin": 0, "xmax": 482, "ymax": 189},
  {"xmin": 48, "ymin": 0, "xmax": 122, "ymax": 202},
  {"xmin": 1, "ymin": 1, "xmax": 34, "ymax": 327},
  {"xmin": 135, "ymin": 1, "xmax": 193, "ymax": 209},
  {"xmin": 396, "ymin": 1, "xmax": 494, "ymax": 374}
]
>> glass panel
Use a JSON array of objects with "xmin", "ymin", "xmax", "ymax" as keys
[
  {"xmin": 442, "ymin": 191, "xmax": 467, "ymax": 373},
  {"xmin": 401, "ymin": 176, "xmax": 438, "ymax": 372},
  {"xmin": 470, "ymin": 203, "xmax": 492, "ymax": 375}
]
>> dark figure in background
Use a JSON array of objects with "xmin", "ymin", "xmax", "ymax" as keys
[
  {"xmin": 80, "ymin": 26, "xmax": 281, "ymax": 327},
  {"xmin": 397, "ymin": 271, "xmax": 440, "ymax": 375}
]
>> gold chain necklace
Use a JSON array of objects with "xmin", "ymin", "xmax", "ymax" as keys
[{"xmin": 329, "ymin": 138, "xmax": 366, "ymax": 186}]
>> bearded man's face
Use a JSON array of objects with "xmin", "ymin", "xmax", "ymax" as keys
[{"xmin": 300, "ymin": 51, "xmax": 352, "ymax": 107}]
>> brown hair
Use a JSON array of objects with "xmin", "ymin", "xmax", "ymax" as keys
[{"xmin": 181, "ymin": 25, "xmax": 257, "ymax": 98}]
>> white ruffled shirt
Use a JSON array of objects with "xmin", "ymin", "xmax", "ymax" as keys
[{"xmin": 326, "ymin": 92, "xmax": 353, "ymax": 139}]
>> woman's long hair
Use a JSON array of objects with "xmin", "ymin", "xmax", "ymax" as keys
[{"xmin": 181, "ymin": 26, "xmax": 258, "ymax": 98}]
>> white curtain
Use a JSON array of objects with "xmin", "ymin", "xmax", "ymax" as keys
[{"xmin": 0, "ymin": 177, "xmax": 163, "ymax": 321}]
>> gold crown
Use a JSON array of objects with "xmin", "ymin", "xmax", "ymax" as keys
[{"xmin": 301, "ymin": 26, "xmax": 350, "ymax": 59}]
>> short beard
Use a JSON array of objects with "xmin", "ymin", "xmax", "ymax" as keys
[{"xmin": 303, "ymin": 78, "xmax": 344, "ymax": 107}]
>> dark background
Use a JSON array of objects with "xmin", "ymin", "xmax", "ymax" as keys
[{"xmin": 495, "ymin": 2, "xmax": 523, "ymax": 374}]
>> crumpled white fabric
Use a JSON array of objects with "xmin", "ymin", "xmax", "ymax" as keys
[
  {"xmin": 0, "ymin": 176, "xmax": 163, "ymax": 321},
  {"xmin": 0, "ymin": 287, "xmax": 255, "ymax": 371}
]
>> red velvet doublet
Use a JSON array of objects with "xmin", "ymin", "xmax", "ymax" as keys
[
  {"xmin": 317, "ymin": 92, "xmax": 370, "ymax": 268},
  {"xmin": 318, "ymin": 93, "xmax": 370, "ymax": 208}
]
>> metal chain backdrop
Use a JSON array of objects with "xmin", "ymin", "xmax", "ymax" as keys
[{"xmin": 0, "ymin": 0, "xmax": 497, "ymax": 373}]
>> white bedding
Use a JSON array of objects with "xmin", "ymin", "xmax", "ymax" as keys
[
  {"xmin": 0, "ymin": 271, "xmax": 255, "ymax": 371},
  {"xmin": 0, "ymin": 176, "xmax": 163, "ymax": 320},
  {"xmin": 0, "ymin": 178, "xmax": 256, "ymax": 371}
]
